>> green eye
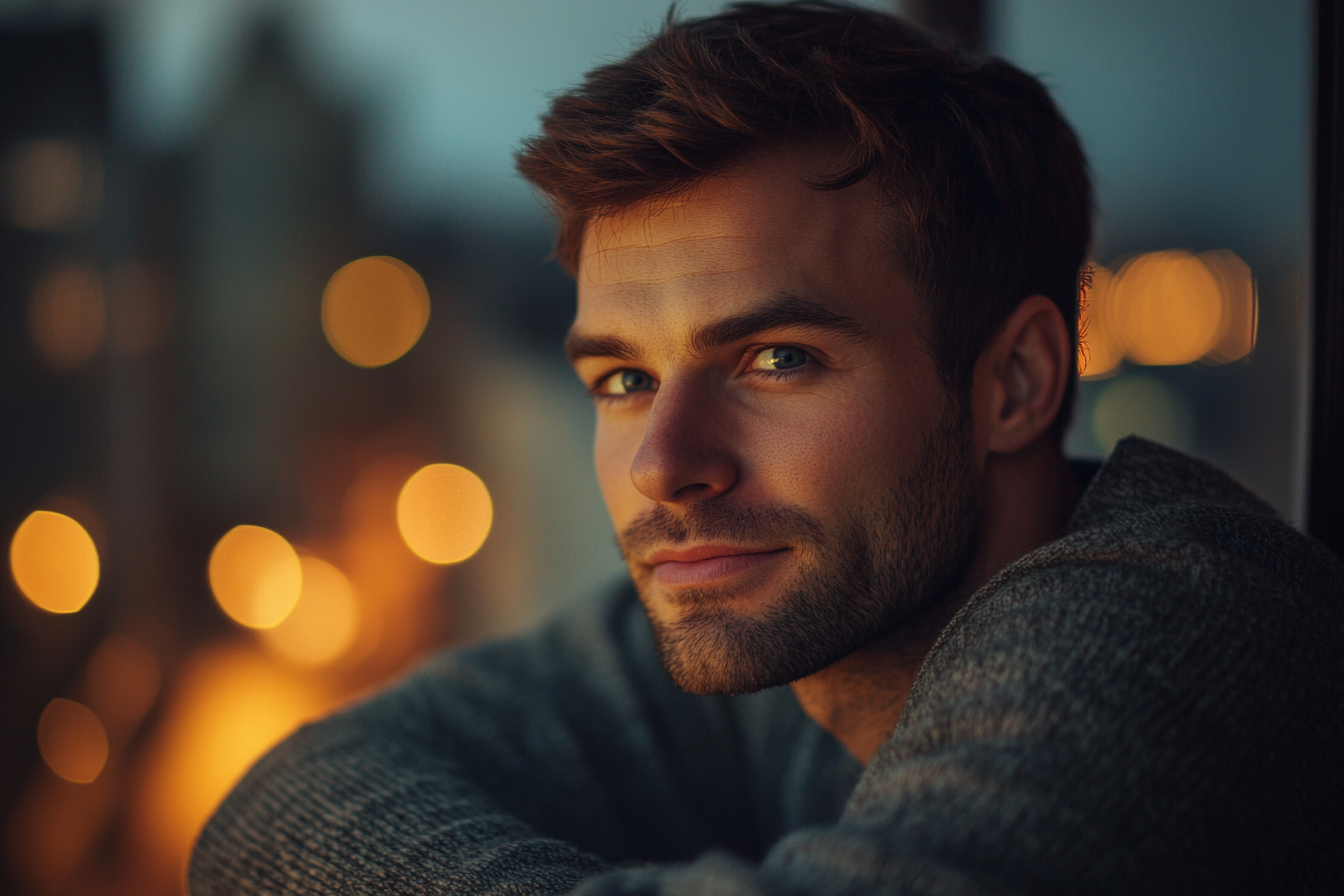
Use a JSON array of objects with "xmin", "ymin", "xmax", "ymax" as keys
[
  {"xmin": 756, "ymin": 346, "xmax": 808, "ymax": 370},
  {"xmin": 606, "ymin": 369, "xmax": 654, "ymax": 395}
]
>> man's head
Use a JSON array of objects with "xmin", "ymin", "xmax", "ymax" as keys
[{"xmin": 517, "ymin": 2, "xmax": 1091, "ymax": 696}]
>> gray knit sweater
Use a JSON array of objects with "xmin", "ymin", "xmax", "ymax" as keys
[{"xmin": 189, "ymin": 437, "xmax": 1344, "ymax": 894}]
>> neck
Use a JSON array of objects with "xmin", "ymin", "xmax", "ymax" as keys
[{"xmin": 791, "ymin": 437, "xmax": 1079, "ymax": 764}]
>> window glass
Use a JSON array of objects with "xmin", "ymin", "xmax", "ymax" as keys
[{"xmin": 991, "ymin": 0, "xmax": 1311, "ymax": 520}]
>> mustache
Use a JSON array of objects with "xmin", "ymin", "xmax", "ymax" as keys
[{"xmin": 618, "ymin": 500, "xmax": 826, "ymax": 560}]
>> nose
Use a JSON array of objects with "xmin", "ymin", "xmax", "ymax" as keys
[{"xmin": 629, "ymin": 380, "xmax": 739, "ymax": 503}]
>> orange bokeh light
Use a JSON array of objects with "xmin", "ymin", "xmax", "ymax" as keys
[
  {"xmin": 207, "ymin": 525, "xmax": 302, "ymax": 629},
  {"xmin": 131, "ymin": 643, "xmax": 334, "ymax": 883},
  {"xmin": 4, "ymin": 138, "xmax": 99, "ymax": 232},
  {"xmin": 1111, "ymin": 250, "xmax": 1225, "ymax": 366},
  {"xmin": 28, "ymin": 265, "xmax": 106, "ymax": 370},
  {"xmin": 1077, "ymin": 249, "xmax": 1257, "ymax": 373},
  {"xmin": 10, "ymin": 510, "xmax": 100, "ymax": 614},
  {"xmin": 1200, "ymin": 249, "xmax": 1258, "ymax": 363},
  {"xmin": 260, "ymin": 555, "xmax": 360, "ymax": 667},
  {"xmin": 37, "ymin": 699, "xmax": 109, "ymax": 784},
  {"xmin": 321, "ymin": 255, "xmax": 430, "ymax": 368},
  {"xmin": 396, "ymin": 463, "xmax": 493, "ymax": 565}
]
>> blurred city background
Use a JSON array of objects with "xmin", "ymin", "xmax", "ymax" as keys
[{"xmin": 0, "ymin": 1, "xmax": 1313, "ymax": 893}]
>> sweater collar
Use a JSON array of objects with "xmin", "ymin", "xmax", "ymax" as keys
[{"xmin": 1067, "ymin": 436, "xmax": 1280, "ymax": 534}]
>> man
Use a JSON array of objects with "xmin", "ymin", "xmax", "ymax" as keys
[{"xmin": 190, "ymin": 3, "xmax": 1344, "ymax": 894}]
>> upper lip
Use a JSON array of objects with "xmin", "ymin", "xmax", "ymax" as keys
[{"xmin": 646, "ymin": 545, "xmax": 783, "ymax": 565}]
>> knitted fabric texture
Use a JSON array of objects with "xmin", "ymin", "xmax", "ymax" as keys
[{"xmin": 189, "ymin": 438, "xmax": 1344, "ymax": 894}]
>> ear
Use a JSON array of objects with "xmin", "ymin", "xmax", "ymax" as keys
[{"xmin": 972, "ymin": 295, "xmax": 1073, "ymax": 456}]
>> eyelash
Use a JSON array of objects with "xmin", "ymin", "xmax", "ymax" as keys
[{"xmin": 588, "ymin": 344, "xmax": 816, "ymax": 403}]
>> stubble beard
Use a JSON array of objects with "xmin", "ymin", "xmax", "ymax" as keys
[{"xmin": 618, "ymin": 411, "xmax": 981, "ymax": 697}]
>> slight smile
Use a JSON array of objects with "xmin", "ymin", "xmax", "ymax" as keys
[{"xmin": 648, "ymin": 545, "xmax": 790, "ymax": 587}]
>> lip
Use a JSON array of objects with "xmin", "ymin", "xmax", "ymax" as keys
[
  {"xmin": 647, "ymin": 544, "xmax": 770, "ymax": 565},
  {"xmin": 648, "ymin": 545, "xmax": 789, "ymax": 587}
]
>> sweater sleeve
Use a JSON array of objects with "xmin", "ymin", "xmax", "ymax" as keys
[
  {"xmin": 188, "ymin": 583, "xmax": 805, "ymax": 895},
  {"xmin": 570, "ymin": 506, "xmax": 1344, "ymax": 896}
]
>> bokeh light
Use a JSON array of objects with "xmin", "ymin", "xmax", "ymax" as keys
[
  {"xmin": 321, "ymin": 255, "xmax": 430, "ymax": 368},
  {"xmin": 28, "ymin": 265, "xmax": 106, "ymax": 370},
  {"xmin": 1092, "ymin": 373, "xmax": 1195, "ymax": 452},
  {"xmin": 1200, "ymin": 249, "xmax": 1258, "ymax": 363},
  {"xmin": 10, "ymin": 510, "xmax": 100, "ymax": 614},
  {"xmin": 1079, "ymin": 264, "xmax": 1123, "ymax": 378},
  {"xmin": 1111, "ymin": 250, "xmax": 1225, "ymax": 366},
  {"xmin": 396, "ymin": 463, "xmax": 493, "ymax": 564},
  {"xmin": 83, "ymin": 635, "xmax": 161, "ymax": 730},
  {"xmin": 1077, "ymin": 249, "xmax": 1257, "ymax": 375},
  {"xmin": 261, "ymin": 555, "xmax": 360, "ymax": 667},
  {"xmin": 3, "ymin": 138, "xmax": 100, "ymax": 232},
  {"xmin": 37, "ymin": 699, "xmax": 109, "ymax": 784},
  {"xmin": 207, "ymin": 525, "xmax": 302, "ymax": 629},
  {"xmin": 131, "ymin": 644, "xmax": 334, "ymax": 884}
]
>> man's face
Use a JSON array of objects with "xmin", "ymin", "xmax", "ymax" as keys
[{"xmin": 568, "ymin": 149, "xmax": 982, "ymax": 696}]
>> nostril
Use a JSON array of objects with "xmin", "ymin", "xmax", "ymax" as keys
[{"xmin": 672, "ymin": 482, "xmax": 716, "ymax": 501}]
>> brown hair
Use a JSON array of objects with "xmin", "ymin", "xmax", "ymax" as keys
[{"xmin": 517, "ymin": 1, "xmax": 1092, "ymax": 437}]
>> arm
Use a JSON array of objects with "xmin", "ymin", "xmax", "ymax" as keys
[{"xmin": 188, "ymin": 584, "xmax": 791, "ymax": 894}]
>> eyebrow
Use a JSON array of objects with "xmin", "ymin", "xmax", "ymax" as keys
[
  {"xmin": 563, "ymin": 333, "xmax": 640, "ymax": 364},
  {"xmin": 564, "ymin": 293, "xmax": 872, "ymax": 364},
  {"xmin": 688, "ymin": 294, "xmax": 873, "ymax": 355}
]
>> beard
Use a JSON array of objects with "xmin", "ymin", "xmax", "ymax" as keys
[{"xmin": 617, "ymin": 410, "xmax": 981, "ymax": 696}]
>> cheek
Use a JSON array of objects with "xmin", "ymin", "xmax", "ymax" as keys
[
  {"xmin": 593, "ymin": 416, "xmax": 644, "ymax": 522},
  {"xmin": 742, "ymin": 381, "xmax": 941, "ymax": 511}
]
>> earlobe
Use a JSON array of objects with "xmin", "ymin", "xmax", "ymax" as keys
[{"xmin": 979, "ymin": 295, "xmax": 1072, "ymax": 456}]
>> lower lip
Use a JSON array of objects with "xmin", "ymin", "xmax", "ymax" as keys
[{"xmin": 651, "ymin": 549, "xmax": 788, "ymax": 587}]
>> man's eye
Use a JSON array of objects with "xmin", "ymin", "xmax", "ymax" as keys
[
  {"xmin": 600, "ymin": 369, "xmax": 655, "ymax": 396},
  {"xmin": 751, "ymin": 346, "xmax": 809, "ymax": 371}
]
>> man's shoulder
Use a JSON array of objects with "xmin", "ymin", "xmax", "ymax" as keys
[
  {"xmin": 959, "ymin": 438, "xmax": 1342, "ymax": 652},
  {"xmin": 1020, "ymin": 437, "xmax": 1341, "ymax": 614},
  {"xmin": 902, "ymin": 436, "xmax": 1344, "ymax": 757},
  {"xmin": 853, "ymin": 440, "xmax": 1344, "ymax": 893}
]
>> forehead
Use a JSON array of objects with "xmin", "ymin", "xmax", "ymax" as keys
[{"xmin": 574, "ymin": 150, "xmax": 904, "ymax": 336}]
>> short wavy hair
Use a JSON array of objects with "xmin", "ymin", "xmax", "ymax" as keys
[{"xmin": 517, "ymin": 1, "xmax": 1092, "ymax": 437}]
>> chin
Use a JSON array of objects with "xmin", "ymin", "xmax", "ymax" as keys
[{"xmin": 640, "ymin": 584, "xmax": 882, "ymax": 697}]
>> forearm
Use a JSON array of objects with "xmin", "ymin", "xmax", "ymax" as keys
[
  {"xmin": 189, "ymin": 706, "xmax": 610, "ymax": 895},
  {"xmin": 187, "ymin": 585, "xmax": 775, "ymax": 893}
]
